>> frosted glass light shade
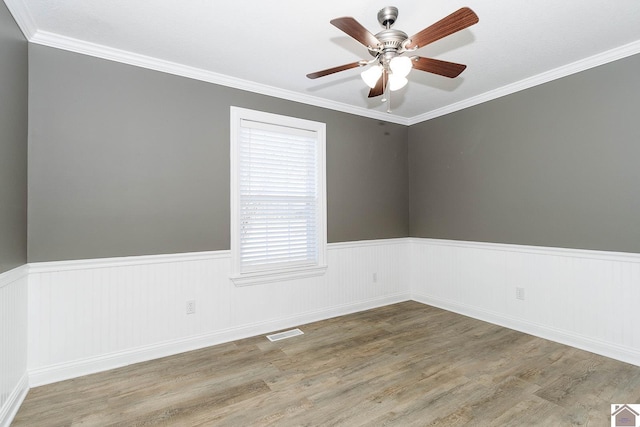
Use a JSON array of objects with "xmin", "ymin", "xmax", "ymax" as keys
[
  {"xmin": 361, "ymin": 65, "xmax": 382, "ymax": 88},
  {"xmin": 389, "ymin": 56, "xmax": 412, "ymax": 77},
  {"xmin": 388, "ymin": 74, "xmax": 408, "ymax": 91}
]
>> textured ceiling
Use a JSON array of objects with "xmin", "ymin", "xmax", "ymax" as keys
[{"xmin": 5, "ymin": 0, "xmax": 640, "ymax": 124}]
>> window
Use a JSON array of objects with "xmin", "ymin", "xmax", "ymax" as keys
[{"xmin": 230, "ymin": 107, "xmax": 327, "ymax": 285}]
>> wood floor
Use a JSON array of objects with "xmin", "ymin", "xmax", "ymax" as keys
[{"xmin": 13, "ymin": 301, "xmax": 640, "ymax": 426}]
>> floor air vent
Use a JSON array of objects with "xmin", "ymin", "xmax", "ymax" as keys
[{"xmin": 266, "ymin": 328, "xmax": 304, "ymax": 342}]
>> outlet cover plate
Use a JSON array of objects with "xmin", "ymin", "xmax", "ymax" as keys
[{"xmin": 186, "ymin": 300, "xmax": 196, "ymax": 314}]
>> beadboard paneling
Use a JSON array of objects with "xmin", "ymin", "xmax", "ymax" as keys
[
  {"xmin": 28, "ymin": 239, "xmax": 410, "ymax": 386},
  {"xmin": 0, "ymin": 266, "xmax": 28, "ymax": 427},
  {"xmin": 409, "ymin": 238, "xmax": 640, "ymax": 366},
  {"xmin": 24, "ymin": 236, "xmax": 640, "ymax": 394}
]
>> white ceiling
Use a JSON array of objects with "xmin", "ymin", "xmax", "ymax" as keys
[{"xmin": 6, "ymin": 0, "xmax": 640, "ymax": 124}]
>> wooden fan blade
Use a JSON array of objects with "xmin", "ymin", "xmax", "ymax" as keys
[
  {"xmin": 412, "ymin": 57, "xmax": 467, "ymax": 78},
  {"xmin": 306, "ymin": 62, "xmax": 363, "ymax": 79},
  {"xmin": 368, "ymin": 70, "xmax": 388, "ymax": 98},
  {"xmin": 330, "ymin": 17, "xmax": 381, "ymax": 49},
  {"xmin": 405, "ymin": 7, "xmax": 479, "ymax": 50}
]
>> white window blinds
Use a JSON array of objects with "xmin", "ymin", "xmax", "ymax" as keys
[{"xmin": 237, "ymin": 119, "xmax": 319, "ymax": 272}]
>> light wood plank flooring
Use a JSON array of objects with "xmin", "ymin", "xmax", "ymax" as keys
[{"xmin": 13, "ymin": 301, "xmax": 640, "ymax": 426}]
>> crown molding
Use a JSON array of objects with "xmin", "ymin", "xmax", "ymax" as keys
[
  {"xmin": 3, "ymin": 0, "xmax": 37, "ymax": 39},
  {"xmin": 19, "ymin": 25, "xmax": 640, "ymax": 127},
  {"xmin": 28, "ymin": 30, "xmax": 410, "ymax": 126},
  {"xmin": 407, "ymin": 39, "xmax": 640, "ymax": 125}
]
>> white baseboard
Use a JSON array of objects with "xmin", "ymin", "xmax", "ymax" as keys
[
  {"xmin": 0, "ymin": 373, "xmax": 28, "ymax": 427},
  {"xmin": 412, "ymin": 293, "xmax": 640, "ymax": 367},
  {"xmin": 29, "ymin": 292, "xmax": 410, "ymax": 386},
  {"xmin": 0, "ymin": 265, "xmax": 28, "ymax": 427}
]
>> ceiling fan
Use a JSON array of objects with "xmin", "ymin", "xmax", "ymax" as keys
[{"xmin": 307, "ymin": 6, "xmax": 479, "ymax": 109}]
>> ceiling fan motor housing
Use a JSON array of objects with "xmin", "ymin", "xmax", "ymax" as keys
[{"xmin": 369, "ymin": 28, "xmax": 408, "ymax": 64}]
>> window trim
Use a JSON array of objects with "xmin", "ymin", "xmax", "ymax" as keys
[{"xmin": 229, "ymin": 106, "xmax": 327, "ymax": 286}]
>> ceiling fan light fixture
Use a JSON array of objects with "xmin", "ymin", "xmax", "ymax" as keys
[
  {"xmin": 388, "ymin": 74, "xmax": 408, "ymax": 91},
  {"xmin": 389, "ymin": 56, "xmax": 412, "ymax": 77},
  {"xmin": 307, "ymin": 6, "xmax": 479, "ymax": 107},
  {"xmin": 361, "ymin": 65, "xmax": 383, "ymax": 88}
]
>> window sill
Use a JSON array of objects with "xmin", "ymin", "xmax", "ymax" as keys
[{"xmin": 230, "ymin": 265, "xmax": 328, "ymax": 287}]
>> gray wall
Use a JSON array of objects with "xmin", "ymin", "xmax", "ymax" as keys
[
  {"xmin": 0, "ymin": 2, "xmax": 28, "ymax": 273},
  {"xmin": 409, "ymin": 53, "xmax": 640, "ymax": 253},
  {"xmin": 29, "ymin": 36, "xmax": 639, "ymax": 260},
  {"xmin": 28, "ymin": 45, "xmax": 409, "ymax": 262}
]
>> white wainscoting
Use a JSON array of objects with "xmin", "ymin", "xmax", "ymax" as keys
[
  {"xmin": 27, "ymin": 239, "xmax": 410, "ymax": 386},
  {"xmin": 13, "ymin": 236, "xmax": 640, "ymax": 425},
  {"xmin": 0, "ymin": 265, "xmax": 29, "ymax": 427},
  {"xmin": 409, "ymin": 238, "xmax": 640, "ymax": 366}
]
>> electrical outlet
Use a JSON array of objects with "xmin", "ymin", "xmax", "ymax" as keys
[
  {"xmin": 373, "ymin": 272, "xmax": 378, "ymax": 283},
  {"xmin": 186, "ymin": 300, "xmax": 196, "ymax": 314},
  {"xmin": 516, "ymin": 287, "xmax": 525, "ymax": 300}
]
